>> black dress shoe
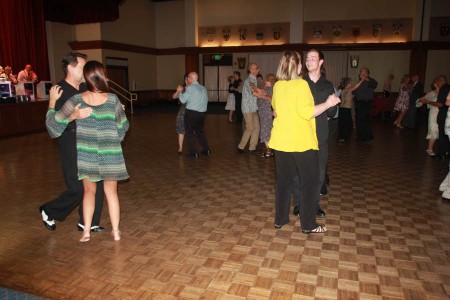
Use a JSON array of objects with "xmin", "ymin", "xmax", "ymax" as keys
[
  {"xmin": 317, "ymin": 207, "xmax": 326, "ymax": 218},
  {"xmin": 40, "ymin": 206, "xmax": 56, "ymax": 231},
  {"xmin": 201, "ymin": 149, "xmax": 211, "ymax": 156},
  {"xmin": 237, "ymin": 147, "xmax": 245, "ymax": 154},
  {"xmin": 77, "ymin": 224, "xmax": 105, "ymax": 232},
  {"xmin": 248, "ymin": 150, "xmax": 257, "ymax": 154},
  {"xmin": 293, "ymin": 205, "xmax": 300, "ymax": 216},
  {"xmin": 433, "ymin": 154, "xmax": 446, "ymax": 160},
  {"xmin": 186, "ymin": 153, "xmax": 200, "ymax": 159}
]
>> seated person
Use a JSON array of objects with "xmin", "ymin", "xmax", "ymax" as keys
[
  {"xmin": 17, "ymin": 64, "xmax": 38, "ymax": 82},
  {"xmin": 0, "ymin": 66, "xmax": 6, "ymax": 82},
  {"xmin": 4, "ymin": 66, "xmax": 17, "ymax": 84}
]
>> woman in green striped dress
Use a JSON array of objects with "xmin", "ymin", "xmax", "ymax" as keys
[{"xmin": 46, "ymin": 61, "xmax": 129, "ymax": 243}]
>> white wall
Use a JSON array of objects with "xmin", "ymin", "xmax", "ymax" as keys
[
  {"xmin": 156, "ymin": 55, "xmax": 185, "ymax": 89},
  {"xmin": 101, "ymin": 0, "xmax": 156, "ymax": 48},
  {"xmin": 347, "ymin": 50, "xmax": 411, "ymax": 92},
  {"xmin": 154, "ymin": 1, "xmax": 185, "ymax": 48},
  {"xmin": 303, "ymin": 0, "xmax": 415, "ymax": 21},
  {"xmin": 198, "ymin": 0, "xmax": 290, "ymax": 26},
  {"xmin": 425, "ymin": 50, "xmax": 450, "ymax": 91}
]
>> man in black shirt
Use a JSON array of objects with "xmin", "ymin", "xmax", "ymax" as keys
[
  {"xmin": 300, "ymin": 49, "xmax": 337, "ymax": 218},
  {"xmin": 402, "ymin": 74, "xmax": 424, "ymax": 128},
  {"xmin": 232, "ymin": 71, "xmax": 243, "ymax": 123},
  {"xmin": 354, "ymin": 67, "xmax": 378, "ymax": 142},
  {"xmin": 40, "ymin": 52, "xmax": 104, "ymax": 232}
]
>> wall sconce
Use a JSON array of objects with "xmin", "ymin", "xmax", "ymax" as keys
[{"xmin": 350, "ymin": 55, "xmax": 359, "ymax": 68}]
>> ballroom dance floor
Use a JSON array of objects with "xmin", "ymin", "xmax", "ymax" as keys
[{"xmin": 0, "ymin": 108, "xmax": 449, "ymax": 299}]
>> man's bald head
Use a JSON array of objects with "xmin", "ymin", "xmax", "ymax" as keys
[{"xmin": 188, "ymin": 72, "xmax": 198, "ymax": 82}]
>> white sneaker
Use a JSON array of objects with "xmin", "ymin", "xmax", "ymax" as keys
[
  {"xmin": 443, "ymin": 190, "xmax": 450, "ymax": 199},
  {"xmin": 40, "ymin": 206, "xmax": 56, "ymax": 230},
  {"xmin": 439, "ymin": 173, "xmax": 450, "ymax": 192}
]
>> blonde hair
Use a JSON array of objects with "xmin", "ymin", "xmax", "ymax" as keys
[
  {"xmin": 400, "ymin": 74, "xmax": 410, "ymax": 84},
  {"xmin": 276, "ymin": 51, "xmax": 301, "ymax": 81}
]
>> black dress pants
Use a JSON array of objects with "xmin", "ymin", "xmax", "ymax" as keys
[
  {"xmin": 235, "ymin": 93, "xmax": 243, "ymax": 123},
  {"xmin": 42, "ymin": 128, "xmax": 104, "ymax": 226},
  {"xmin": 274, "ymin": 150, "xmax": 320, "ymax": 231},
  {"xmin": 437, "ymin": 115, "xmax": 450, "ymax": 156},
  {"xmin": 355, "ymin": 101, "xmax": 373, "ymax": 141},
  {"xmin": 184, "ymin": 109, "xmax": 210, "ymax": 155},
  {"xmin": 338, "ymin": 107, "xmax": 353, "ymax": 141}
]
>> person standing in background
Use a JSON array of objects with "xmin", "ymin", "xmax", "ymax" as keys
[
  {"xmin": 173, "ymin": 74, "xmax": 189, "ymax": 154},
  {"xmin": 402, "ymin": 74, "xmax": 424, "ymax": 129},
  {"xmin": 338, "ymin": 77, "xmax": 363, "ymax": 143},
  {"xmin": 354, "ymin": 67, "xmax": 378, "ymax": 142},
  {"xmin": 418, "ymin": 76, "xmax": 442, "ymax": 156},
  {"xmin": 393, "ymin": 74, "xmax": 412, "ymax": 129},
  {"xmin": 232, "ymin": 71, "xmax": 243, "ymax": 123},
  {"xmin": 435, "ymin": 75, "xmax": 450, "ymax": 160},
  {"xmin": 225, "ymin": 75, "xmax": 236, "ymax": 123},
  {"xmin": 383, "ymin": 74, "xmax": 394, "ymax": 98},
  {"xmin": 173, "ymin": 72, "xmax": 210, "ymax": 159},
  {"xmin": 237, "ymin": 63, "xmax": 260, "ymax": 154}
]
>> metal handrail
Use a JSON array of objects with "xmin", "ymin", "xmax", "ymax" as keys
[{"xmin": 108, "ymin": 79, "xmax": 137, "ymax": 114}]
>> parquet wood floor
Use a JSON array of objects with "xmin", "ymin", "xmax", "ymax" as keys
[{"xmin": 0, "ymin": 110, "xmax": 449, "ymax": 299}]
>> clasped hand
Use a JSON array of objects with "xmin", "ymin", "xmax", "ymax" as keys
[
  {"xmin": 49, "ymin": 85, "xmax": 92, "ymax": 120},
  {"xmin": 326, "ymin": 94, "xmax": 341, "ymax": 107}
]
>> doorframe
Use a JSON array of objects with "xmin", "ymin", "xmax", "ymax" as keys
[{"xmin": 105, "ymin": 57, "xmax": 129, "ymax": 90}]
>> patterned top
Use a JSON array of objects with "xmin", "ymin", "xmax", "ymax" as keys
[
  {"xmin": 241, "ymin": 75, "xmax": 258, "ymax": 113},
  {"xmin": 46, "ymin": 93, "xmax": 129, "ymax": 182},
  {"xmin": 394, "ymin": 83, "xmax": 411, "ymax": 112}
]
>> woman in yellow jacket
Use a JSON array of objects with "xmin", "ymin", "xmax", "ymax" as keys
[{"xmin": 268, "ymin": 51, "xmax": 340, "ymax": 233}]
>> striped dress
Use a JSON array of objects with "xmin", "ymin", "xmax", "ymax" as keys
[{"xmin": 46, "ymin": 93, "xmax": 129, "ymax": 182}]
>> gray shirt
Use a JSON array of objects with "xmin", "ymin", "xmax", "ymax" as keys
[
  {"xmin": 179, "ymin": 82, "xmax": 208, "ymax": 112},
  {"xmin": 241, "ymin": 75, "xmax": 258, "ymax": 113}
]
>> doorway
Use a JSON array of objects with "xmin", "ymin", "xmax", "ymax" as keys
[{"xmin": 203, "ymin": 54, "xmax": 233, "ymax": 103}]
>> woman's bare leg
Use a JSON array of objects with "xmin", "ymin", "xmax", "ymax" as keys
[
  {"xmin": 178, "ymin": 134, "xmax": 184, "ymax": 152},
  {"xmin": 103, "ymin": 180, "xmax": 121, "ymax": 241},
  {"xmin": 428, "ymin": 139, "xmax": 437, "ymax": 154},
  {"xmin": 229, "ymin": 110, "xmax": 234, "ymax": 122},
  {"xmin": 80, "ymin": 179, "xmax": 96, "ymax": 242},
  {"xmin": 394, "ymin": 111, "xmax": 406, "ymax": 127}
]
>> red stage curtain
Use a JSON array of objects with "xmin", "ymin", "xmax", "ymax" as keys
[{"xmin": 0, "ymin": 0, "xmax": 50, "ymax": 80}]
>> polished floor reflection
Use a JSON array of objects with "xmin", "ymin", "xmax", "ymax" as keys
[{"xmin": 0, "ymin": 109, "xmax": 449, "ymax": 299}]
